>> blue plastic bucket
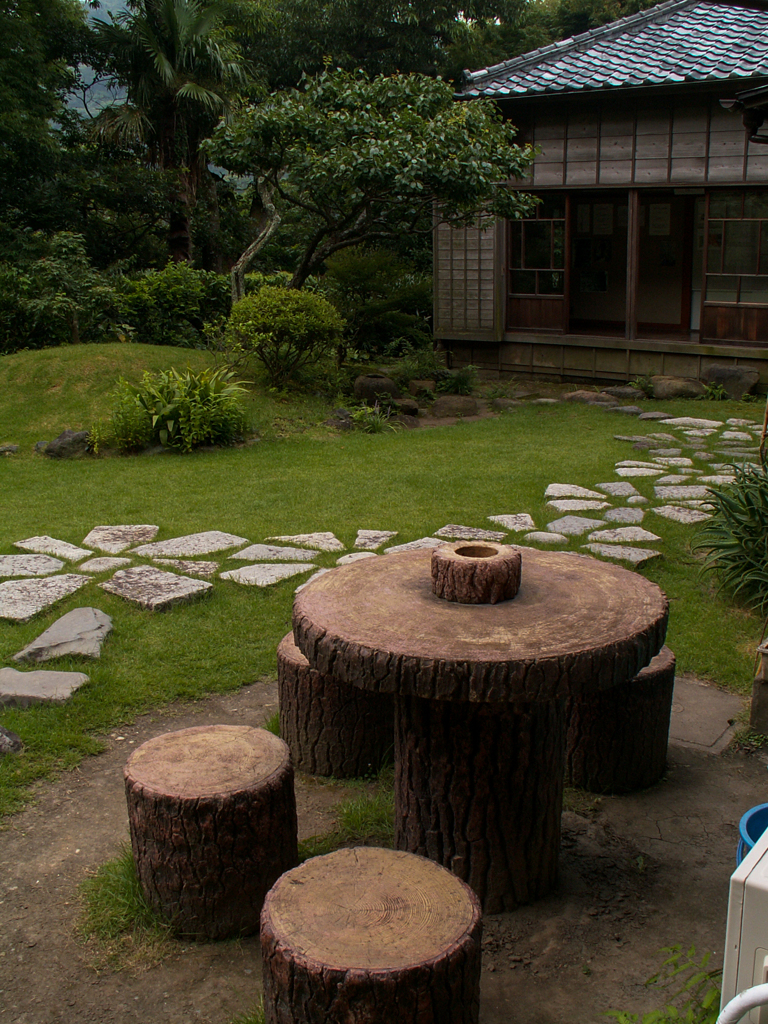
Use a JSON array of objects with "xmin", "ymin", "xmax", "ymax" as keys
[{"xmin": 737, "ymin": 804, "xmax": 768, "ymax": 865}]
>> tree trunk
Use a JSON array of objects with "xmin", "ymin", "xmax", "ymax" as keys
[
  {"xmin": 395, "ymin": 694, "xmax": 566, "ymax": 914},
  {"xmin": 124, "ymin": 724, "xmax": 297, "ymax": 940},
  {"xmin": 261, "ymin": 847, "xmax": 483, "ymax": 1024},
  {"xmin": 277, "ymin": 632, "xmax": 394, "ymax": 778},
  {"xmin": 230, "ymin": 178, "xmax": 280, "ymax": 305}
]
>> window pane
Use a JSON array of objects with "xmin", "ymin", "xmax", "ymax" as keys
[
  {"xmin": 724, "ymin": 220, "xmax": 759, "ymax": 275},
  {"xmin": 706, "ymin": 275, "xmax": 739, "ymax": 301},
  {"xmin": 553, "ymin": 222, "xmax": 565, "ymax": 269},
  {"xmin": 510, "ymin": 270, "xmax": 536, "ymax": 293},
  {"xmin": 744, "ymin": 193, "xmax": 768, "ymax": 218},
  {"xmin": 707, "ymin": 222, "xmax": 723, "ymax": 273},
  {"xmin": 538, "ymin": 271, "xmax": 564, "ymax": 294},
  {"xmin": 709, "ymin": 192, "xmax": 742, "ymax": 218},
  {"xmin": 740, "ymin": 277, "xmax": 768, "ymax": 303},
  {"xmin": 509, "ymin": 221, "xmax": 522, "ymax": 268},
  {"xmin": 523, "ymin": 222, "xmax": 551, "ymax": 268},
  {"xmin": 539, "ymin": 196, "xmax": 565, "ymax": 219}
]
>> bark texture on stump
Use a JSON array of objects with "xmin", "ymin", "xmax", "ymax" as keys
[
  {"xmin": 395, "ymin": 694, "xmax": 566, "ymax": 914},
  {"xmin": 277, "ymin": 632, "xmax": 394, "ymax": 778},
  {"xmin": 261, "ymin": 847, "xmax": 483, "ymax": 1024},
  {"xmin": 565, "ymin": 646, "xmax": 676, "ymax": 794},
  {"xmin": 125, "ymin": 725, "xmax": 297, "ymax": 940},
  {"xmin": 431, "ymin": 543, "xmax": 522, "ymax": 604}
]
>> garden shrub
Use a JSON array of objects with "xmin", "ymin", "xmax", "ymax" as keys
[
  {"xmin": 109, "ymin": 367, "xmax": 248, "ymax": 453},
  {"xmin": 225, "ymin": 286, "xmax": 345, "ymax": 387},
  {"xmin": 114, "ymin": 264, "xmax": 230, "ymax": 348}
]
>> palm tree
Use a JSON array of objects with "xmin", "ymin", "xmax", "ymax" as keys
[{"xmin": 94, "ymin": 0, "xmax": 248, "ymax": 262}]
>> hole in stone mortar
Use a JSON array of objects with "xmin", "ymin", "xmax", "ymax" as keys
[{"xmin": 454, "ymin": 545, "xmax": 498, "ymax": 559}]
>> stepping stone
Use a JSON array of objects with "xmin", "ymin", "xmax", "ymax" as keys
[
  {"xmin": 715, "ymin": 449, "xmax": 758, "ymax": 458},
  {"xmin": 0, "ymin": 555, "xmax": 64, "ymax": 578},
  {"xmin": 627, "ymin": 496, "xmax": 650, "ymax": 505},
  {"xmin": 654, "ymin": 485, "xmax": 711, "ymax": 500},
  {"xmin": 153, "ymin": 559, "xmax": 219, "ymax": 578},
  {"xmin": 663, "ymin": 417, "xmax": 723, "ymax": 429},
  {"xmin": 582, "ymin": 544, "xmax": 661, "ymax": 566},
  {"xmin": 679, "ymin": 500, "xmax": 715, "ymax": 508},
  {"xmin": 646, "ymin": 433, "xmax": 678, "ymax": 442},
  {"xmin": 722, "ymin": 431, "xmax": 753, "ymax": 441},
  {"xmin": 100, "ymin": 566, "xmax": 212, "ymax": 609},
  {"xmin": 80, "ymin": 557, "xmax": 132, "ymax": 573},
  {"xmin": 354, "ymin": 530, "xmax": 397, "ymax": 550},
  {"xmin": 595, "ymin": 481, "xmax": 640, "ymax": 497},
  {"xmin": 384, "ymin": 537, "xmax": 443, "ymax": 554},
  {"xmin": 14, "ymin": 608, "xmax": 112, "ymax": 663},
  {"xmin": 220, "ymin": 563, "xmax": 316, "ymax": 587},
  {"xmin": 604, "ymin": 508, "xmax": 644, "ymax": 523},
  {"xmin": 0, "ymin": 726, "xmax": 22, "ymax": 754},
  {"xmin": 435, "ymin": 524, "xmax": 507, "ymax": 542},
  {"xmin": 547, "ymin": 500, "xmax": 611, "ymax": 512},
  {"xmin": 698, "ymin": 475, "xmax": 736, "ymax": 485},
  {"xmin": 681, "ymin": 429, "xmax": 717, "ymax": 437},
  {"xmin": 0, "ymin": 575, "xmax": 89, "ymax": 622},
  {"xmin": 295, "ymin": 569, "xmax": 331, "ymax": 592},
  {"xmin": 727, "ymin": 419, "xmax": 757, "ymax": 427},
  {"xmin": 544, "ymin": 484, "xmax": 606, "ymax": 499},
  {"xmin": 0, "ymin": 667, "xmax": 89, "ymax": 707},
  {"xmin": 652, "ymin": 457, "xmax": 694, "ymax": 467},
  {"xmin": 653, "ymin": 505, "xmax": 711, "ymax": 524},
  {"xmin": 587, "ymin": 526, "xmax": 660, "ymax": 544},
  {"xmin": 228, "ymin": 544, "xmax": 316, "ymax": 562},
  {"xmin": 531, "ymin": 398, "xmax": 558, "ymax": 404},
  {"xmin": 614, "ymin": 434, "xmax": 654, "ymax": 444},
  {"xmin": 638, "ymin": 411, "xmax": 671, "ymax": 420},
  {"xmin": 82, "ymin": 525, "xmax": 159, "ymax": 553},
  {"xmin": 611, "ymin": 405, "xmax": 644, "ymax": 415},
  {"xmin": 616, "ymin": 467, "xmax": 664, "ymax": 477},
  {"xmin": 488, "ymin": 514, "xmax": 536, "ymax": 532},
  {"xmin": 546, "ymin": 516, "xmax": 606, "ymax": 536},
  {"xmin": 616, "ymin": 460, "xmax": 661, "ymax": 468},
  {"xmin": 266, "ymin": 532, "xmax": 344, "ymax": 553},
  {"xmin": 336, "ymin": 552, "xmax": 377, "ymax": 565},
  {"xmin": 132, "ymin": 531, "xmax": 248, "ymax": 557},
  {"xmin": 525, "ymin": 531, "xmax": 567, "ymax": 544},
  {"xmin": 651, "ymin": 448, "xmax": 683, "ymax": 457},
  {"xmin": 656, "ymin": 474, "xmax": 698, "ymax": 485},
  {"xmin": 14, "ymin": 536, "xmax": 91, "ymax": 562}
]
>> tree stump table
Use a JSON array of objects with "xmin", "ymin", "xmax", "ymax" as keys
[
  {"xmin": 277, "ymin": 632, "xmax": 394, "ymax": 777},
  {"xmin": 260, "ymin": 846, "xmax": 483, "ymax": 1024},
  {"xmin": 293, "ymin": 544, "xmax": 668, "ymax": 913},
  {"xmin": 124, "ymin": 724, "xmax": 298, "ymax": 939},
  {"xmin": 565, "ymin": 645, "xmax": 676, "ymax": 793}
]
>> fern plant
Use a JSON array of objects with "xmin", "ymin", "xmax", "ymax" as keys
[{"xmin": 607, "ymin": 945, "xmax": 722, "ymax": 1024}]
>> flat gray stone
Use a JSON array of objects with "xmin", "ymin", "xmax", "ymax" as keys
[
  {"xmin": 13, "ymin": 608, "xmax": 112, "ymax": 663},
  {"xmin": 435, "ymin": 524, "xmax": 507, "ymax": 542},
  {"xmin": 582, "ymin": 544, "xmax": 661, "ymax": 566},
  {"xmin": 670, "ymin": 676, "xmax": 744, "ymax": 753},
  {"xmin": 229, "ymin": 544, "xmax": 316, "ymax": 562},
  {"xmin": 587, "ymin": 526, "xmax": 661, "ymax": 543},
  {"xmin": 14, "ymin": 536, "xmax": 91, "ymax": 562},
  {"xmin": 0, "ymin": 444, "xmax": 19, "ymax": 455},
  {"xmin": 616, "ymin": 460, "xmax": 661, "ymax": 468},
  {"xmin": 681, "ymin": 428, "xmax": 718, "ymax": 437},
  {"xmin": 336, "ymin": 552, "xmax": 378, "ymax": 565},
  {"xmin": 721, "ymin": 430, "xmax": 753, "ymax": 441},
  {"xmin": 698, "ymin": 475, "xmax": 737, "ymax": 485},
  {"xmin": 595, "ymin": 481, "xmax": 640, "ymax": 497},
  {"xmin": 653, "ymin": 505, "xmax": 711, "ymax": 524},
  {"xmin": 100, "ymin": 566, "xmax": 212, "ymax": 609},
  {"xmin": 616, "ymin": 467, "xmax": 664, "ymax": 477},
  {"xmin": 614, "ymin": 435, "xmax": 650, "ymax": 443},
  {"xmin": 295, "ymin": 568, "xmax": 332, "ymax": 592},
  {"xmin": 662, "ymin": 417, "xmax": 724, "ymax": 429},
  {"xmin": 652, "ymin": 457, "xmax": 694, "ymax": 467},
  {"xmin": 384, "ymin": 537, "xmax": 442, "ymax": 554},
  {"xmin": 82, "ymin": 525, "xmax": 159, "ymax": 553},
  {"xmin": 544, "ymin": 483, "xmax": 605, "ymax": 499},
  {"xmin": 679, "ymin": 500, "xmax": 715, "ymax": 508},
  {"xmin": 547, "ymin": 500, "xmax": 611, "ymax": 512},
  {"xmin": 488, "ymin": 514, "xmax": 536, "ymax": 532},
  {"xmin": 546, "ymin": 516, "xmax": 606, "ymax": 536},
  {"xmin": 354, "ymin": 530, "xmax": 397, "ymax": 550},
  {"xmin": 654, "ymin": 485, "xmax": 712, "ymax": 500},
  {"xmin": 627, "ymin": 496, "xmax": 650, "ymax": 505},
  {"xmin": 153, "ymin": 559, "xmax": 219, "ymax": 578},
  {"xmin": 0, "ymin": 667, "xmax": 89, "ymax": 706},
  {"xmin": 0, "ymin": 725, "xmax": 22, "ymax": 754},
  {"xmin": 727, "ymin": 419, "xmax": 757, "ymax": 427},
  {"xmin": 638, "ymin": 411, "xmax": 671, "ymax": 420},
  {"xmin": 220, "ymin": 563, "xmax": 316, "ymax": 587},
  {"xmin": 610, "ymin": 405, "xmax": 644, "ymax": 415},
  {"xmin": 715, "ymin": 449, "xmax": 758, "ymax": 458},
  {"xmin": 603, "ymin": 508, "xmax": 645, "ymax": 523},
  {"xmin": 80, "ymin": 557, "xmax": 132, "ymax": 573},
  {"xmin": 694, "ymin": 452, "xmax": 718, "ymax": 461},
  {"xmin": 266, "ymin": 532, "xmax": 344, "ymax": 552},
  {"xmin": 525, "ymin": 531, "xmax": 567, "ymax": 544},
  {"xmin": 531, "ymin": 398, "xmax": 559, "ymax": 404},
  {"xmin": 0, "ymin": 575, "xmax": 89, "ymax": 622},
  {"xmin": 0, "ymin": 555, "xmax": 64, "ymax": 578},
  {"xmin": 655, "ymin": 474, "xmax": 698, "ymax": 485},
  {"xmin": 132, "ymin": 531, "xmax": 248, "ymax": 557},
  {"xmin": 646, "ymin": 433, "xmax": 679, "ymax": 442},
  {"xmin": 650, "ymin": 448, "xmax": 683, "ymax": 457}
]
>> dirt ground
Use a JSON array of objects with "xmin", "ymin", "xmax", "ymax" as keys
[{"xmin": 0, "ymin": 676, "xmax": 762, "ymax": 1024}]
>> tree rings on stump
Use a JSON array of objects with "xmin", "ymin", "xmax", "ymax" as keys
[
  {"xmin": 277, "ymin": 632, "xmax": 394, "ymax": 777},
  {"xmin": 431, "ymin": 543, "xmax": 522, "ymax": 604},
  {"xmin": 261, "ymin": 847, "xmax": 483, "ymax": 1024},
  {"xmin": 565, "ymin": 646, "xmax": 676, "ymax": 794},
  {"xmin": 125, "ymin": 724, "xmax": 298, "ymax": 939}
]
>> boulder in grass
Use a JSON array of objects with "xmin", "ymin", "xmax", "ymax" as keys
[
  {"xmin": 704, "ymin": 364, "xmax": 760, "ymax": 400},
  {"xmin": 650, "ymin": 376, "xmax": 706, "ymax": 400},
  {"xmin": 43, "ymin": 429, "xmax": 90, "ymax": 459},
  {"xmin": 353, "ymin": 374, "xmax": 401, "ymax": 405},
  {"xmin": 431, "ymin": 395, "xmax": 478, "ymax": 418},
  {"xmin": 0, "ymin": 725, "xmax": 22, "ymax": 755},
  {"xmin": 563, "ymin": 390, "xmax": 618, "ymax": 405}
]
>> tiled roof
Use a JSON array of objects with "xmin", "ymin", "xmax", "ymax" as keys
[{"xmin": 461, "ymin": 0, "xmax": 768, "ymax": 98}]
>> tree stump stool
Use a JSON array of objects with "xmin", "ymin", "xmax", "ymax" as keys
[
  {"xmin": 260, "ymin": 846, "xmax": 483, "ymax": 1024},
  {"xmin": 124, "ymin": 724, "xmax": 298, "ymax": 940},
  {"xmin": 565, "ymin": 646, "xmax": 676, "ymax": 794},
  {"xmin": 277, "ymin": 632, "xmax": 394, "ymax": 778}
]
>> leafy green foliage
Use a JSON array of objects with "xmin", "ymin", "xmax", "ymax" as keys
[
  {"xmin": 230, "ymin": 1002, "xmax": 265, "ymax": 1024},
  {"xmin": 350, "ymin": 402, "xmax": 397, "ymax": 433},
  {"xmin": 607, "ymin": 945, "xmax": 721, "ymax": 1024},
  {"xmin": 225, "ymin": 286, "xmax": 345, "ymax": 387},
  {"xmin": 109, "ymin": 366, "xmax": 248, "ymax": 452},
  {"xmin": 692, "ymin": 462, "xmax": 768, "ymax": 614},
  {"xmin": 80, "ymin": 843, "xmax": 166, "ymax": 942},
  {"xmin": 436, "ymin": 365, "xmax": 477, "ymax": 396},
  {"xmin": 699, "ymin": 382, "xmax": 729, "ymax": 402},
  {"xmin": 263, "ymin": 711, "xmax": 280, "ymax": 736},
  {"xmin": 298, "ymin": 770, "xmax": 395, "ymax": 860}
]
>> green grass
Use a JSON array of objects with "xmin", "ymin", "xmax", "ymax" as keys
[
  {"xmin": 298, "ymin": 767, "xmax": 396, "ymax": 860},
  {"xmin": 0, "ymin": 345, "xmax": 764, "ymax": 815}
]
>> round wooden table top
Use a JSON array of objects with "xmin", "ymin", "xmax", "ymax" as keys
[
  {"xmin": 262, "ymin": 847, "xmax": 481, "ymax": 971},
  {"xmin": 293, "ymin": 547, "xmax": 668, "ymax": 703},
  {"xmin": 125, "ymin": 725, "xmax": 289, "ymax": 798}
]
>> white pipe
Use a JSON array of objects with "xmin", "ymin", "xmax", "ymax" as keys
[{"xmin": 717, "ymin": 984, "xmax": 768, "ymax": 1024}]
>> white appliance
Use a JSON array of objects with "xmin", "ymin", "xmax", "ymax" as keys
[{"xmin": 722, "ymin": 828, "xmax": 768, "ymax": 1020}]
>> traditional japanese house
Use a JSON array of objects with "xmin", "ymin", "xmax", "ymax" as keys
[{"xmin": 435, "ymin": 0, "xmax": 768, "ymax": 384}]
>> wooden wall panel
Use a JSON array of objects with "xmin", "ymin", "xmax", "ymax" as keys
[
  {"xmin": 702, "ymin": 305, "xmax": 768, "ymax": 343},
  {"xmin": 433, "ymin": 219, "xmax": 498, "ymax": 340},
  {"xmin": 507, "ymin": 297, "xmax": 564, "ymax": 332}
]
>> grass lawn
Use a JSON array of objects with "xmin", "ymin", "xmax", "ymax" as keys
[{"xmin": 0, "ymin": 344, "xmax": 764, "ymax": 816}]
